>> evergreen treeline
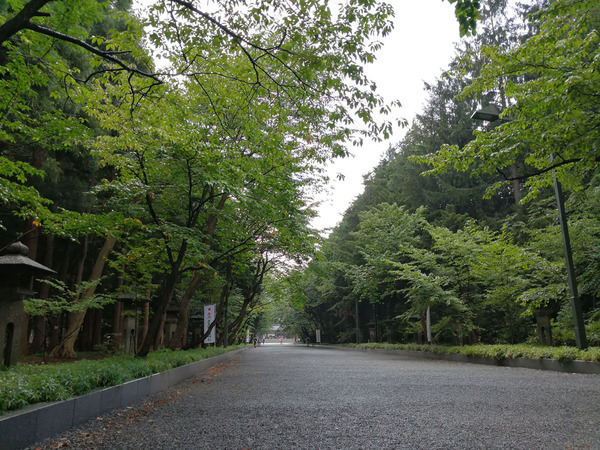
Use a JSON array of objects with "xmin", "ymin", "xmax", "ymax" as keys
[{"xmin": 272, "ymin": 0, "xmax": 600, "ymax": 348}]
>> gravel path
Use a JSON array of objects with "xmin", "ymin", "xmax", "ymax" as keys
[{"xmin": 30, "ymin": 345, "xmax": 600, "ymax": 449}]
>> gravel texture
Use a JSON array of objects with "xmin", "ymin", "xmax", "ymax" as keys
[{"xmin": 29, "ymin": 345, "xmax": 600, "ymax": 449}]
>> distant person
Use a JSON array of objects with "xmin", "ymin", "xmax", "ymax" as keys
[{"xmin": 280, "ymin": 336, "xmax": 283, "ymax": 344}]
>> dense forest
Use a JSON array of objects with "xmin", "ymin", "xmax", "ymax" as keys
[
  {"xmin": 270, "ymin": 0, "xmax": 600, "ymax": 349},
  {"xmin": 0, "ymin": 0, "xmax": 597, "ymax": 365},
  {"xmin": 0, "ymin": 0, "xmax": 411, "ymax": 361}
]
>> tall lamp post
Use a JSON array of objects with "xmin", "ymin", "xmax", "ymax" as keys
[{"xmin": 471, "ymin": 106, "xmax": 588, "ymax": 349}]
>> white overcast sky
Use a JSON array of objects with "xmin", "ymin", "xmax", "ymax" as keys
[{"xmin": 312, "ymin": 0, "xmax": 461, "ymax": 233}]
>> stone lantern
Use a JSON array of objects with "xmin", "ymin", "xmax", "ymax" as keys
[
  {"xmin": 0, "ymin": 241, "xmax": 55, "ymax": 367},
  {"xmin": 533, "ymin": 309, "xmax": 554, "ymax": 346},
  {"xmin": 163, "ymin": 305, "xmax": 179, "ymax": 348},
  {"xmin": 367, "ymin": 322, "xmax": 377, "ymax": 343},
  {"xmin": 116, "ymin": 293, "xmax": 137, "ymax": 355}
]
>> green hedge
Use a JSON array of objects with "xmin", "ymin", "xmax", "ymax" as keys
[
  {"xmin": 0, "ymin": 345, "xmax": 245, "ymax": 414},
  {"xmin": 345, "ymin": 343, "xmax": 600, "ymax": 362}
]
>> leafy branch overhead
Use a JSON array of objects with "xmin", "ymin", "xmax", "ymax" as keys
[
  {"xmin": 0, "ymin": 0, "xmax": 480, "ymax": 134},
  {"xmin": 0, "ymin": 0, "xmax": 483, "ymax": 222},
  {"xmin": 0, "ymin": 0, "xmax": 482, "ymax": 73},
  {"xmin": 415, "ymin": 0, "xmax": 600, "ymax": 202},
  {"xmin": 447, "ymin": 0, "xmax": 481, "ymax": 36}
]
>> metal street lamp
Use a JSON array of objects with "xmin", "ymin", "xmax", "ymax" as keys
[
  {"xmin": 470, "ymin": 104, "xmax": 504, "ymax": 122},
  {"xmin": 471, "ymin": 107, "xmax": 588, "ymax": 349}
]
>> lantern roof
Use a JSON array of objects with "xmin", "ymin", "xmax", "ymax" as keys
[{"xmin": 0, "ymin": 241, "xmax": 56, "ymax": 276}]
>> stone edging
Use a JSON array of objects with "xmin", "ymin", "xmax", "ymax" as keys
[
  {"xmin": 0, "ymin": 348, "xmax": 246, "ymax": 450},
  {"xmin": 330, "ymin": 345, "xmax": 600, "ymax": 375}
]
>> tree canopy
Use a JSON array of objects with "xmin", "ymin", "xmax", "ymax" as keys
[
  {"xmin": 0, "ymin": 0, "xmax": 414, "ymax": 357},
  {"xmin": 418, "ymin": 0, "xmax": 600, "ymax": 202},
  {"xmin": 274, "ymin": 0, "xmax": 600, "ymax": 349},
  {"xmin": 2, "ymin": 0, "xmax": 597, "ymax": 360}
]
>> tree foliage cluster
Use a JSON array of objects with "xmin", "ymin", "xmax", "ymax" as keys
[
  {"xmin": 272, "ymin": 0, "xmax": 600, "ymax": 349},
  {"xmin": 1, "ymin": 0, "xmax": 428, "ymax": 359}
]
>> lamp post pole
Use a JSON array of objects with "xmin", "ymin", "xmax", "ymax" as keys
[
  {"xmin": 551, "ymin": 160, "xmax": 587, "ymax": 349},
  {"xmin": 471, "ymin": 107, "xmax": 587, "ymax": 349}
]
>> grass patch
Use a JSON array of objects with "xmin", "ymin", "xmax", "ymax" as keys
[
  {"xmin": 0, "ymin": 345, "xmax": 246, "ymax": 414},
  {"xmin": 345, "ymin": 343, "xmax": 600, "ymax": 363}
]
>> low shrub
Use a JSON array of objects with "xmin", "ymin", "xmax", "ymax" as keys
[
  {"xmin": 0, "ymin": 345, "xmax": 245, "ymax": 414},
  {"xmin": 346, "ymin": 343, "xmax": 600, "ymax": 362}
]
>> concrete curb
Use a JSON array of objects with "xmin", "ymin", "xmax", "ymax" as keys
[
  {"xmin": 326, "ymin": 345, "xmax": 600, "ymax": 375},
  {"xmin": 0, "ymin": 348, "xmax": 246, "ymax": 450}
]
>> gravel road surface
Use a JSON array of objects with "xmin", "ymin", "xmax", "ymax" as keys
[{"xmin": 30, "ymin": 345, "xmax": 600, "ymax": 449}]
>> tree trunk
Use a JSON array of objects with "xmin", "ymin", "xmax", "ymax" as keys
[
  {"xmin": 138, "ymin": 189, "xmax": 228, "ymax": 357},
  {"xmin": 30, "ymin": 233, "xmax": 54, "ymax": 353},
  {"xmin": 47, "ymin": 315, "xmax": 61, "ymax": 350},
  {"xmin": 92, "ymin": 308, "xmax": 103, "ymax": 348},
  {"xmin": 215, "ymin": 282, "xmax": 231, "ymax": 347},
  {"xmin": 82, "ymin": 308, "xmax": 94, "ymax": 351},
  {"xmin": 228, "ymin": 311, "xmax": 248, "ymax": 343},
  {"xmin": 153, "ymin": 311, "xmax": 167, "ymax": 350},
  {"xmin": 138, "ymin": 274, "xmax": 176, "ymax": 355},
  {"xmin": 82, "ymin": 307, "xmax": 103, "ymax": 350},
  {"xmin": 30, "ymin": 316, "xmax": 46, "ymax": 353},
  {"xmin": 49, "ymin": 235, "xmax": 117, "ymax": 358},
  {"xmin": 138, "ymin": 300, "xmax": 149, "ymax": 353},
  {"xmin": 19, "ymin": 220, "xmax": 41, "ymax": 356},
  {"xmin": 111, "ymin": 273, "xmax": 125, "ymax": 351},
  {"xmin": 49, "ymin": 236, "xmax": 89, "ymax": 358},
  {"xmin": 48, "ymin": 239, "xmax": 72, "ymax": 348},
  {"xmin": 137, "ymin": 240, "xmax": 188, "ymax": 357},
  {"xmin": 111, "ymin": 301, "xmax": 123, "ymax": 351},
  {"xmin": 228, "ymin": 259, "xmax": 268, "ymax": 340},
  {"xmin": 511, "ymin": 163, "xmax": 521, "ymax": 205},
  {"xmin": 168, "ymin": 271, "xmax": 205, "ymax": 350},
  {"xmin": 169, "ymin": 192, "xmax": 229, "ymax": 350},
  {"xmin": 52, "ymin": 310, "xmax": 86, "ymax": 358}
]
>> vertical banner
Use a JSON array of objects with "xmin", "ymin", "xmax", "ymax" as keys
[
  {"xmin": 426, "ymin": 306, "xmax": 432, "ymax": 344},
  {"xmin": 246, "ymin": 328, "xmax": 250, "ymax": 344},
  {"xmin": 204, "ymin": 304, "xmax": 216, "ymax": 344},
  {"xmin": 315, "ymin": 329, "xmax": 321, "ymax": 343}
]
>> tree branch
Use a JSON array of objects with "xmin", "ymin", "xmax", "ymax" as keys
[
  {"xmin": 0, "ymin": 0, "xmax": 53, "ymax": 45},
  {"xmin": 170, "ymin": 0, "xmax": 311, "ymax": 92},
  {"xmin": 496, "ymin": 157, "xmax": 583, "ymax": 182},
  {"xmin": 24, "ymin": 22, "xmax": 161, "ymax": 83}
]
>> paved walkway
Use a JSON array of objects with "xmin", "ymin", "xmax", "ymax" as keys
[{"xmin": 31, "ymin": 344, "xmax": 600, "ymax": 449}]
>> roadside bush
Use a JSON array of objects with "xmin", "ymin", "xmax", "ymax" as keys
[
  {"xmin": 346, "ymin": 343, "xmax": 600, "ymax": 362},
  {"xmin": 0, "ymin": 345, "xmax": 245, "ymax": 414}
]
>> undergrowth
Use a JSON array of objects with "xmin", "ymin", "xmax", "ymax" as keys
[
  {"xmin": 346, "ymin": 343, "xmax": 600, "ymax": 362},
  {"xmin": 0, "ymin": 345, "xmax": 245, "ymax": 414}
]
